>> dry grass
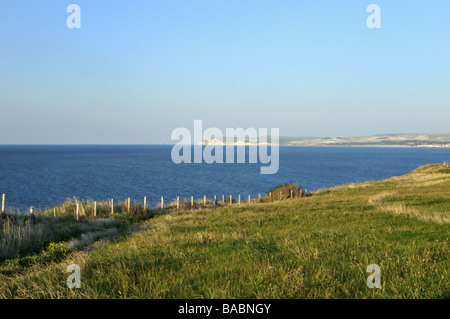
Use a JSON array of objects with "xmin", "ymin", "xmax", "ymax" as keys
[
  {"xmin": 370, "ymin": 197, "xmax": 450, "ymax": 224},
  {"xmin": 367, "ymin": 165, "xmax": 450, "ymax": 224}
]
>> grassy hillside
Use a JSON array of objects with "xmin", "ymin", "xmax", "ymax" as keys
[{"xmin": 0, "ymin": 164, "xmax": 449, "ymax": 299}]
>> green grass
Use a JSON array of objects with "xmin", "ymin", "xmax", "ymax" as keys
[{"xmin": 0, "ymin": 164, "xmax": 449, "ymax": 299}]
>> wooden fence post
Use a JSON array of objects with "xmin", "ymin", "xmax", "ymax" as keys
[
  {"xmin": 161, "ymin": 196, "xmax": 164, "ymax": 209},
  {"xmin": 248, "ymin": 194, "xmax": 251, "ymax": 203},
  {"xmin": 94, "ymin": 201, "xmax": 97, "ymax": 217},
  {"xmin": 230, "ymin": 195, "xmax": 232, "ymax": 204},
  {"xmin": 280, "ymin": 191, "xmax": 282, "ymax": 200},
  {"xmin": 258, "ymin": 193, "xmax": 261, "ymax": 201},
  {"xmin": 111, "ymin": 199, "xmax": 114, "ymax": 215},
  {"xmin": 238, "ymin": 194, "xmax": 241, "ymax": 205},
  {"xmin": 177, "ymin": 196, "xmax": 180, "ymax": 210},
  {"xmin": 214, "ymin": 195, "xmax": 217, "ymax": 205},
  {"xmin": 144, "ymin": 196, "xmax": 147, "ymax": 210},
  {"xmin": 53, "ymin": 207, "xmax": 56, "ymax": 218},
  {"xmin": 127, "ymin": 197, "xmax": 131, "ymax": 213},
  {"xmin": 204, "ymin": 195, "xmax": 206, "ymax": 206},
  {"xmin": 191, "ymin": 196, "xmax": 194, "ymax": 209},
  {"xmin": 291, "ymin": 190, "xmax": 293, "ymax": 198},
  {"xmin": 222, "ymin": 195, "xmax": 225, "ymax": 204},
  {"xmin": 1, "ymin": 194, "xmax": 5, "ymax": 215},
  {"xmin": 76, "ymin": 203, "xmax": 80, "ymax": 221},
  {"xmin": 269, "ymin": 192, "xmax": 272, "ymax": 200},
  {"xmin": 28, "ymin": 206, "xmax": 35, "ymax": 224}
]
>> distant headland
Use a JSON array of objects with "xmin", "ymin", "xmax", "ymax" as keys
[{"xmin": 202, "ymin": 133, "xmax": 450, "ymax": 147}]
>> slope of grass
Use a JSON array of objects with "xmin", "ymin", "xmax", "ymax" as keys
[{"xmin": 0, "ymin": 164, "xmax": 448, "ymax": 299}]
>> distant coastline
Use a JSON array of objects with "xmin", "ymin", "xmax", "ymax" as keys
[{"xmin": 202, "ymin": 133, "xmax": 450, "ymax": 148}]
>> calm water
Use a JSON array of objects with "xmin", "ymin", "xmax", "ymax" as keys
[{"xmin": 0, "ymin": 145, "xmax": 449, "ymax": 210}]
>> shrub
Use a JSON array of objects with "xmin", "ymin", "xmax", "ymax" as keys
[
  {"xmin": 46, "ymin": 242, "xmax": 69, "ymax": 258},
  {"xmin": 267, "ymin": 183, "xmax": 305, "ymax": 200}
]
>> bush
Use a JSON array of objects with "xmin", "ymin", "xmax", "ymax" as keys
[
  {"xmin": 267, "ymin": 183, "xmax": 305, "ymax": 200},
  {"xmin": 46, "ymin": 242, "xmax": 69, "ymax": 258}
]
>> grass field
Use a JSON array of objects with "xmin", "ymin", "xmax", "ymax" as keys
[{"xmin": 0, "ymin": 164, "xmax": 448, "ymax": 299}]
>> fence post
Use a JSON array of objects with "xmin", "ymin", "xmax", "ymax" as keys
[
  {"xmin": 1, "ymin": 194, "xmax": 5, "ymax": 215},
  {"xmin": 127, "ymin": 197, "xmax": 130, "ymax": 213},
  {"xmin": 280, "ymin": 191, "xmax": 282, "ymax": 200},
  {"xmin": 222, "ymin": 195, "xmax": 225, "ymax": 205},
  {"xmin": 94, "ymin": 201, "xmax": 97, "ymax": 217},
  {"xmin": 204, "ymin": 195, "xmax": 206, "ymax": 206},
  {"xmin": 269, "ymin": 192, "xmax": 272, "ymax": 200},
  {"xmin": 144, "ymin": 196, "xmax": 147, "ymax": 210},
  {"xmin": 161, "ymin": 196, "xmax": 164, "ymax": 209},
  {"xmin": 238, "ymin": 194, "xmax": 241, "ymax": 205},
  {"xmin": 53, "ymin": 207, "xmax": 56, "ymax": 218},
  {"xmin": 214, "ymin": 195, "xmax": 217, "ymax": 205},
  {"xmin": 177, "ymin": 196, "xmax": 180, "ymax": 210},
  {"xmin": 111, "ymin": 199, "xmax": 114, "ymax": 215},
  {"xmin": 28, "ymin": 206, "xmax": 35, "ymax": 225},
  {"xmin": 76, "ymin": 203, "xmax": 80, "ymax": 221},
  {"xmin": 291, "ymin": 190, "xmax": 293, "ymax": 198},
  {"xmin": 248, "ymin": 195, "xmax": 251, "ymax": 202},
  {"xmin": 230, "ymin": 195, "xmax": 232, "ymax": 204},
  {"xmin": 191, "ymin": 196, "xmax": 194, "ymax": 209},
  {"xmin": 258, "ymin": 193, "xmax": 261, "ymax": 201}
]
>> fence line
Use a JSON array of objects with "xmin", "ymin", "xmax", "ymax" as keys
[{"xmin": 0, "ymin": 189, "xmax": 308, "ymax": 222}]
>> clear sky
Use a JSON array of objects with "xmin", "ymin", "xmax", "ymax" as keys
[{"xmin": 0, "ymin": 0, "xmax": 449, "ymax": 144}]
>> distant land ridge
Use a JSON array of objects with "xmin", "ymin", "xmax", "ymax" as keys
[{"xmin": 202, "ymin": 133, "xmax": 450, "ymax": 147}]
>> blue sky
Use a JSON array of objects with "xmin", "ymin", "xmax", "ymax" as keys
[{"xmin": 0, "ymin": 0, "xmax": 449, "ymax": 144}]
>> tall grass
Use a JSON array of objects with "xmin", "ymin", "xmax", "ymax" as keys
[
  {"xmin": 0, "ymin": 213, "xmax": 123, "ymax": 260},
  {"xmin": 0, "ymin": 196, "xmax": 154, "ymax": 261},
  {"xmin": 0, "ymin": 216, "xmax": 45, "ymax": 260}
]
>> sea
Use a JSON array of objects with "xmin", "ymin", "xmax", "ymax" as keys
[{"xmin": 0, "ymin": 145, "xmax": 449, "ymax": 211}]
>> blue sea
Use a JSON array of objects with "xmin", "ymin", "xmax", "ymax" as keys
[{"xmin": 0, "ymin": 145, "xmax": 449, "ymax": 211}]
